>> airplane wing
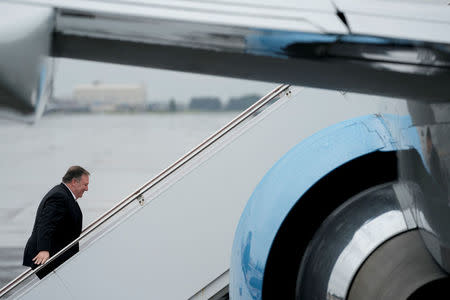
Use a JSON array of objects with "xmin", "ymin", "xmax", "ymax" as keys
[
  {"xmin": 1, "ymin": 2, "xmax": 450, "ymax": 299},
  {"xmin": 1, "ymin": 0, "xmax": 449, "ymax": 114}
]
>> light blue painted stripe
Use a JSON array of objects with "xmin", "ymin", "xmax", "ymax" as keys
[
  {"xmin": 245, "ymin": 30, "xmax": 419, "ymax": 58},
  {"xmin": 35, "ymin": 62, "xmax": 47, "ymax": 109},
  {"xmin": 230, "ymin": 114, "xmax": 419, "ymax": 299}
]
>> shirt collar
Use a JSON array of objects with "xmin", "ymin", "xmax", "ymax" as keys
[{"xmin": 62, "ymin": 182, "xmax": 77, "ymax": 200}]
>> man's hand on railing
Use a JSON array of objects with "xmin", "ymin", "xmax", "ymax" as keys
[{"xmin": 32, "ymin": 251, "xmax": 50, "ymax": 265}]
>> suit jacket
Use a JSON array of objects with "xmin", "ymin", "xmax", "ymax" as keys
[{"xmin": 23, "ymin": 183, "xmax": 82, "ymax": 278}]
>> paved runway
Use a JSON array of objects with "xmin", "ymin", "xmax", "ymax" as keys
[
  {"xmin": 0, "ymin": 248, "xmax": 27, "ymax": 290},
  {"xmin": 0, "ymin": 112, "xmax": 236, "ymax": 291}
]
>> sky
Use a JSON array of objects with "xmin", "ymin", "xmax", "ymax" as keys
[{"xmin": 53, "ymin": 58, "xmax": 279, "ymax": 104}]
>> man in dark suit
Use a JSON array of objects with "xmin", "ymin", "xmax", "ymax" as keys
[{"xmin": 23, "ymin": 166, "xmax": 90, "ymax": 279}]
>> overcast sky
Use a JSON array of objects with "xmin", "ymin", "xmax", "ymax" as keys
[{"xmin": 53, "ymin": 58, "xmax": 278, "ymax": 104}]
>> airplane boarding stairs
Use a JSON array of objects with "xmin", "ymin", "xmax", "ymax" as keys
[{"xmin": 0, "ymin": 84, "xmax": 409, "ymax": 299}]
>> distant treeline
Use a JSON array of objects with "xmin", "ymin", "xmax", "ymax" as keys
[
  {"xmin": 188, "ymin": 94, "xmax": 262, "ymax": 111},
  {"xmin": 147, "ymin": 94, "xmax": 262, "ymax": 112},
  {"xmin": 46, "ymin": 94, "xmax": 263, "ymax": 114}
]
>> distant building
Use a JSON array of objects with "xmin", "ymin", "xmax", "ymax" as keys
[
  {"xmin": 73, "ymin": 82, "xmax": 147, "ymax": 112},
  {"xmin": 189, "ymin": 96, "xmax": 222, "ymax": 111}
]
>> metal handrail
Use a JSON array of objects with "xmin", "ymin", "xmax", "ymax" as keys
[{"xmin": 0, "ymin": 83, "xmax": 290, "ymax": 298}]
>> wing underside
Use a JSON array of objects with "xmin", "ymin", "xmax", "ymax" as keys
[{"xmin": 1, "ymin": 0, "xmax": 450, "ymax": 114}]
